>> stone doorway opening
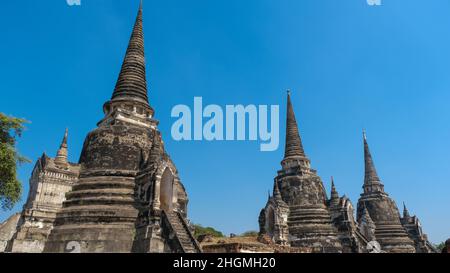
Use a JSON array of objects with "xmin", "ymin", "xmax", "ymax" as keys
[
  {"xmin": 160, "ymin": 168, "xmax": 174, "ymax": 212},
  {"xmin": 266, "ymin": 207, "xmax": 275, "ymax": 236}
]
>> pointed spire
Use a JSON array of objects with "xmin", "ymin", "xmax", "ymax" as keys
[
  {"xmin": 363, "ymin": 131, "xmax": 383, "ymax": 190},
  {"xmin": 403, "ymin": 202, "xmax": 411, "ymax": 219},
  {"xmin": 361, "ymin": 204, "xmax": 375, "ymax": 225},
  {"xmin": 111, "ymin": 2, "xmax": 149, "ymax": 107},
  {"xmin": 330, "ymin": 176, "xmax": 340, "ymax": 207},
  {"xmin": 359, "ymin": 204, "xmax": 376, "ymax": 241},
  {"xmin": 330, "ymin": 177, "xmax": 339, "ymax": 198},
  {"xmin": 273, "ymin": 182, "xmax": 282, "ymax": 201},
  {"xmin": 362, "ymin": 205, "xmax": 375, "ymax": 228},
  {"xmin": 54, "ymin": 128, "xmax": 69, "ymax": 167},
  {"xmin": 284, "ymin": 90, "xmax": 306, "ymax": 159},
  {"xmin": 272, "ymin": 181, "xmax": 287, "ymax": 206}
]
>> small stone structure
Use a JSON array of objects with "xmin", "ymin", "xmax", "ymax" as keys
[
  {"xmin": 201, "ymin": 236, "xmax": 312, "ymax": 253},
  {"xmin": 5, "ymin": 130, "xmax": 79, "ymax": 253},
  {"xmin": 400, "ymin": 203, "xmax": 436, "ymax": 253}
]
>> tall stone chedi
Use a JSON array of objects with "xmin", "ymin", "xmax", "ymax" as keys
[
  {"xmin": 44, "ymin": 4, "xmax": 200, "ymax": 253},
  {"xmin": 259, "ymin": 92, "xmax": 343, "ymax": 252},
  {"xmin": 356, "ymin": 132, "xmax": 416, "ymax": 253}
]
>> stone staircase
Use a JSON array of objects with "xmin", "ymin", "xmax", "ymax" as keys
[
  {"xmin": 288, "ymin": 205, "xmax": 339, "ymax": 234},
  {"xmin": 163, "ymin": 211, "xmax": 201, "ymax": 253},
  {"xmin": 44, "ymin": 175, "xmax": 140, "ymax": 252},
  {"xmin": 287, "ymin": 205, "xmax": 343, "ymax": 252},
  {"xmin": 374, "ymin": 223, "xmax": 416, "ymax": 253}
]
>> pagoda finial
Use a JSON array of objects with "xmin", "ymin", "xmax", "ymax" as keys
[
  {"xmin": 359, "ymin": 203, "xmax": 376, "ymax": 241},
  {"xmin": 54, "ymin": 128, "xmax": 69, "ymax": 167},
  {"xmin": 363, "ymin": 131, "xmax": 384, "ymax": 192},
  {"xmin": 273, "ymin": 181, "xmax": 281, "ymax": 199},
  {"xmin": 330, "ymin": 176, "xmax": 340, "ymax": 207},
  {"xmin": 283, "ymin": 91, "xmax": 306, "ymax": 159},
  {"xmin": 63, "ymin": 128, "xmax": 68, "ymax": 145},
  {"xmin": 403, "ymin": 202, "xmax": 411, "ymax": 219},
  {"xmin": 272, "ymin": 181, "xmax": 287, "ymax": 206},
  {"xmin": 363, "ymin": 205, "xmax": 370, "ymax": 218},
  {"xmin": 110, "ymin": 2, "xmax": 150, "ymax": 107},
  {"xmin": 361, "ymin": 203, "xmax": 373, "ymax": 223}
]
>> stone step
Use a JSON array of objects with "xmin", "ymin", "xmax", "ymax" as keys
[
  {"xmin": 178, "ymin": 239, "xmax": 192, "ymax": 244},
  {"xmin": 376, "ymin": 227, "xmax": 408, "ymax": 231},
  {"xmin": 73, "ymin": 181, "xmax": 135, "ymax": 191},
  {"xmin": 165, "ymin": 211, "xmax": 199, "ymax": 253},
  {"xmin": 376, "ymin": 228, "xmax": 408, "ymax": 233},
  {"xmin": 376, "ymin": 232, "xmax": 410, "ymax": 238},
  {"xmin": 66, "ymin": 188, "xmax": 134, "ymax": 199},
  {"xmin": 53, "ymin": 205, "xmax": 138, "ymax": 224},
  {"xmin": 177, "ymin": 236, "xmax": 191, "ymax": 242},
  {"xmin": 289, "ymin": 215, "xmax": 332, "ymax": 221},
  {"xmin": 289, "ymin": 210, "xmax": 332, "ymax": 215},
  {"xmin": 289, "ymin": 219, "xmax": 333, "ymax": 223},
  {"xmin": 56, "ymin": 207, "xmax": 137, "ymax": 218},
  {"xmin": 64, "ymin": 196, "xmax": 135, "ymax": 207},
  {"xmin": 289, "ymin": 212, "xmax": 330, "ymax": 218},
  {"xmin": 288, "ymin": 220, "xmax": 333, "ymax": 226}
]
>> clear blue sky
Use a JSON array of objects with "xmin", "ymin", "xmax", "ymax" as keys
[{"xmin": 1, "ymin": 0, "xmax": 449, "ymax": 244}]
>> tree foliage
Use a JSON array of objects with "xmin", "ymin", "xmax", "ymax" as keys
[
  {"xmin": 434, "ymin": 242, "xmax": 445, "ymax": 252},
  {"xmin": 0, "ymin": 113, "xmax": 29, "ymax": 210},
  {"xmin": 240, "ymin": 230, "xmax": 259, "ymax": 237},
  {"xmin": 193, "ymin": 224, "xmax": 224, "ymax": 238}
]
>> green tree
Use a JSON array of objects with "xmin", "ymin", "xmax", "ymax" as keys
[
  {"xmin": 193, "ymin": 224, "xmax": 224, "ymax": 238},
  {"xmin": 240, "ymin": 230, "xmax": 259, "ymax": 237},
  {"xmin": 0, "ymin": 113, "xmax": 29, "ymax": 210},
  {"xmin": 434, "ymin": 242, "xmax": 445, "ymax": 252}
]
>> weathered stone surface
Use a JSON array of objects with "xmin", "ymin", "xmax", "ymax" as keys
[
  {"xmin": 356, "ymin": 133, "xmax": 419, "ymax": 253},
  {"xmin": 111, "ymin": 4, "xmax": 150, "ymax": 107},
  {"xmin": 202, "ymin": 235, "xmax": 314, "ymax": 253},
  {"xmin": 42, "ymin": 4, "xmax": 199, "ymax": 253},
  {"xmin": 401, "ymin": 204, "xmax": 436, "ymax": 253},
  {"xmin": 1, "ymin": 3, "xmax": 199, "ymax": 254},
  {"xmin": 259, "ymin": 93, "xmax": 343, "ymax": 253},
  {"xmin": 5, "ymin": 130, "xmax": 79, "ymax": 253},
  {"xmin": 258, "ymin": 94, "xmax": 434, "ymax": 254},
  {"xmin": 329, "ymin": 189, "xmax": 368, "ymax": 253},
  {"xmin": 0, "ymin": 213, "xmax": 20, "ymax": 252}
]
